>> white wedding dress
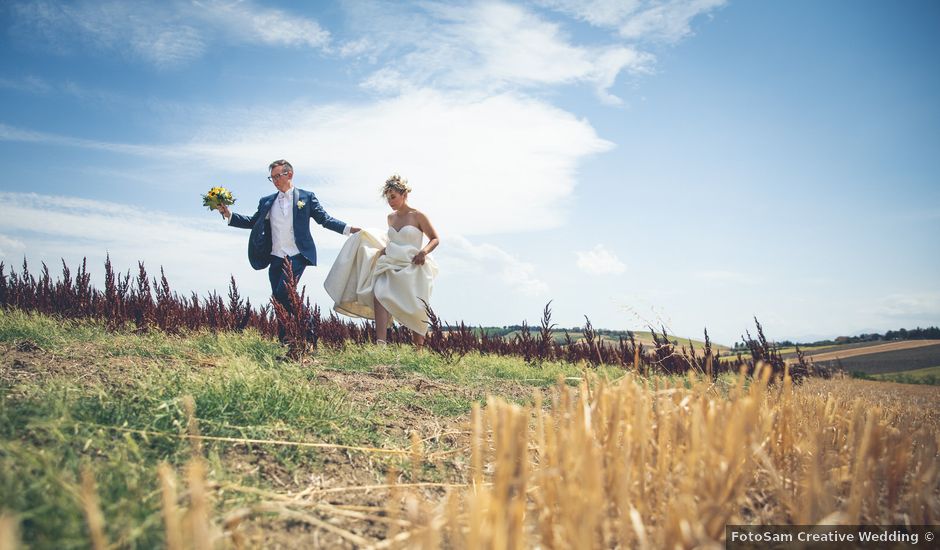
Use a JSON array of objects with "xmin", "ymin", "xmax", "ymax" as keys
[{"xmin": 324, "ymin": 226, "xmax": 439, "ymax": 335}]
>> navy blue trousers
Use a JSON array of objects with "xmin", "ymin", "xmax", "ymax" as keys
[{"xmin": 268, "ymin": 254, "xmax": 311, "ymax": 313}]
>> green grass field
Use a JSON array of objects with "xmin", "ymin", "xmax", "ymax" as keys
[{"xmin": 870, "ymin": 365, "xmax": 940, "ymax": 385}]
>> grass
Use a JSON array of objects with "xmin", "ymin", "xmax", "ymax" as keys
[
  {"xmin": 865, "ymin": 365, "xmax": 940, "ymax": 385},
  {"xmin": 383, "ymin": 388, "xmax": 475, "ymax": 417},
  {"xmin": 317, "ymin": 343, "xmax": 619, "ymax": 384},
  {"xmin": 877, "ymin": 365, "xmax": 940, "ymax": 378},
  {"xmin": 2, "ymin": 378, "xmax": 358, "ymax": 546},
  {"xmin": 0, "ymin": 312, "xmax": 370, "ymax": 547}
]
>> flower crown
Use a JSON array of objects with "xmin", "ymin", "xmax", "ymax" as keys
[{"xmin": 381, "ymin": 174, "xmax": 412, "ymax": 197}]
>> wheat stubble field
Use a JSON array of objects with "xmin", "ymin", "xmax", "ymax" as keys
[{"xmin": 1, "ymin": 308, "xmax": 939, "ymax": 548}]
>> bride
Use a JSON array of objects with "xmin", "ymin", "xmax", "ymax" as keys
[{"xmin": 324, "ymin": 175, "xmax": 440, "ymax": 347}]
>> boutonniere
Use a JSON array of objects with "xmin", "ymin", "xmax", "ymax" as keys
[{"xmin": 296, "ymin": 199, "xmax": 306, "ymax": 209}]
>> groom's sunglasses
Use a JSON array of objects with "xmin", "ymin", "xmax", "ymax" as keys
[{"xmin": 268, "ymin": 170, "xmax": 291, "ymax": 183}]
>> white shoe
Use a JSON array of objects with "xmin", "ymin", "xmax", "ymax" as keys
[{"xmin": 376, "ymin": 339, "xmax": 387, "ymax": 347}]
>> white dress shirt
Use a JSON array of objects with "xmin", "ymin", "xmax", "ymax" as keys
[
  {"xmin": 269, "ymin": 187, "xmax": 300, "ymax": 258},
  {"xmin": 225, "ymin": 185, "xmax": 351, "ymax": 258}
]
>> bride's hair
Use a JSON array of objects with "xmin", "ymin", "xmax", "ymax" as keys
[{"xmin": 381, "ymin": 174, "xmax": 412, "ymax": 197}]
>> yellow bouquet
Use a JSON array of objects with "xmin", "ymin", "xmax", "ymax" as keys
[{"xmin": 202, "ymin": 186, "xmax": 236, "ymax": 211}]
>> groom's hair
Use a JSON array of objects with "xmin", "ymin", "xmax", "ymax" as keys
[{"xmin": 268, "ymin": 159, "xmax": 293, "ymax": 173}]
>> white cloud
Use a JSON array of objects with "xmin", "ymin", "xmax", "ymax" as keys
[
  {"xmin": 617, "ymin": 0, "xmax": 726, "ymax": 43},
  {"xmin": 0, "ymin": 123, "xmax": 183, "ymax": 158},
  {"xmin": 876, "ymin": 293, "xmax": 940, "ymax": 319},
  {"xmin": 360, "ymin": 68, "xmax": 412, "ymax": 94},
  {"xmin": 0, "ymin": 88, "xmax": 609, "ymax": 238},
  {"xmin": 0, "ymin": 191, "xmax": 272, "ymax": 303},
  {"xmin": 0, "ymin": 192, "xmax": 240, "ymax": 252},
  {"xmin": 576, "ymin": 244, "xmax": 626, "ymax": 275},
  {"xmin": 694, "ymin": 269, "xmax": 759, "ymax": 285},
  {"xmin": 189, "ymin": 89, "xmax": 612, "ymax": 236},
  {"xmin": 0, "ymin": 75, "xmax": 53, "ymax": 94},
  {"xmin": 355, "ymin": 1, "xmax": 652, "ymax": 102},
  {"xmin": 134, "ymin": 24, "xmax": 205, "ymax": 68},
  {"xmin": 538, "ymin": 0, "xmax": 726, "ymax": 44},
  {"xmin": 202, "ymin": 0, "xmax": 330, "ymax": 50},
  {"xmin": 8, "ymin": 0, "xmax": 330, "ymax": 68},
  {"xmin": 337, "ymin": 37, "xmax": 374, "ymax": 58},
  {"xmin": 0, "ymin": 75, "xmax": 140, "ymax": 110},
  {"xmin": 0, "ymin": 235, "xmax": 27, "ymax": 259},
  {"xmin": 10, "ymin": 1, "xmax": 206, "ymax": 68},
  {"xmin": 0, "ymin": 88, "xmax": 611, "ymax": 238},
  {"xmin": 442, "ymin": 235, "xmax": 549, "ymax": 296}
]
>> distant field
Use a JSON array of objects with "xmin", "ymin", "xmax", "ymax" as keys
[
  {"xmin": 872, "ymin": 366, "xmax": 940, "ymax": 381},
  {"xmin": 802, "ymin": 340, "xmax": 940, "ymax": 362},
  {"xmin": 778, "ymin": 341, "xmax": 890, "ymax": 357},
  {"xmin": 812, "ymin": 342, "xmax": 940, "ymax": 375},
  {"xmin": 777, "ymin": 339, "xmax": 940, "ymax": 358}
]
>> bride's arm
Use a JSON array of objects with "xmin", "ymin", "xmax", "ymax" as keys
[{"xmin": 412, "ymin": 212, "xmax": 439, "ymax": 265}]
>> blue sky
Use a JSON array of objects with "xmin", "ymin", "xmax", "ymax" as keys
[{"xmin": 1, "ymin": 0, "xmax": 938, "ymax": 345}]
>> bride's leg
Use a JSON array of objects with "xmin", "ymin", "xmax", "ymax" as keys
[
  {"xmin": 412, "ymin": 331, "xmax": 425, "ymax": 350},
  {"xmin": 373, "ymin": 296, "xmax": 390, "ymax": 344}
]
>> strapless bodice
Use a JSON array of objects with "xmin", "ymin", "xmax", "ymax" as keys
[{"xmin": 388, "ymin": 225, "xmax": 423, "ymax": 247}]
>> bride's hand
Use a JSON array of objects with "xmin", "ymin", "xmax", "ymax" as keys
[{"xmin": 412, "ymin": 251, "xmax": 426, "ymax": 265}]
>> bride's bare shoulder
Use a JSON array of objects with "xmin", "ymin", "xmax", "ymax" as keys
[{"xmin": 418, "ymin": 208, "xmax": 436, "ymax": 223}]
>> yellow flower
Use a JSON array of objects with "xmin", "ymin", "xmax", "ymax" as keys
[{"xmin": 202, "ymin": 186, "xmax": 235, "ymax": 211}]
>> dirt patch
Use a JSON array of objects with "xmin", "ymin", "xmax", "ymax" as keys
[
  {"xmin": 14, "ymin": 339, "xmax": 42, "ymax": 353},
  {"xmin": 1, "ymin": 344, "xmax": 142, "ymax": 393},
  {"xmin": 1, "ymin": 345, "xmax": 75, "ymax": 388},
  {"xmin": 216, "ymin": 444, "xmax": 397, "ymax": 547},
  {"xmin": 312, "ymin": 366, "xmax": 471, "ymax": 446}
]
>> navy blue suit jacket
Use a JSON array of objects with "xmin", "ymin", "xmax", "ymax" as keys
[{"xmin": 229, "ymin": 188, "xmax": 347, "ymax": 270}]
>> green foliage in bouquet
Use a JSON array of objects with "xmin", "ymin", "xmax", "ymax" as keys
[{"xmin": 202, "ymin": 187, "xmax": 236, "ymax": 211}]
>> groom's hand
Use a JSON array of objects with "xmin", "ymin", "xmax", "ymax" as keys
[
  {"xmin": 216, "ymin": 204, "xmax": 231, "ymax": 218},
  {"xmin": 350, "ymin": 226, "xmax": 361, "ymax": 233}
]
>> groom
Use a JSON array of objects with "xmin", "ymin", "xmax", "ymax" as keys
[{"xmin": 217, "ymin": 159, "xmax": 359, "ymax": 335}]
